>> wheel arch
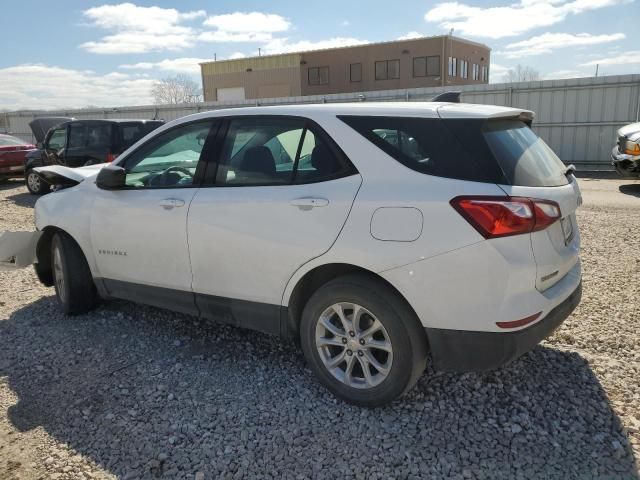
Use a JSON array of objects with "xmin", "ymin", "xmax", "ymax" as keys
[
  {"xmin": 34, "ymin": 226, "xmax": 92, "ymax": 287},
  {"xmin": 283, "ymin": 262, "xmax": 424, "ymax": 343}
]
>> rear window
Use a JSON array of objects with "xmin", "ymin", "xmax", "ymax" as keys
[
  {"xmin": 339, "ymin": 116, "xmax": 568, "ymax": 187},
  {"xmin": 481, "ymin": 120, "xmax": 568, "ymax": 187}
]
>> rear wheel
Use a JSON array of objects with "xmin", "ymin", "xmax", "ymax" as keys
[
  {"xmin": 25, "ymin": 169, "xmax": 50, "ymax": 195},
  {"xmin": 300, "ymin": 274, "xmax": 428, "ymax": 407},
  {"xmin": 51, "ymin": 232, "xmax": 98, "ymax": 315}
]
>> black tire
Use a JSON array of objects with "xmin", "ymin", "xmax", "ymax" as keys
[
  {"xmin": 51, "ymin": 232, "xmax": 98, "ymax": 315},
  {"xmin": 25, "ymin": 169, "xmax": 50, "ymax": 195},
  {"xmin": 300, "ymin": 274, "xmax": 428, "ymax": 407}
]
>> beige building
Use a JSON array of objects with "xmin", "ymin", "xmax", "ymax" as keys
[{"xmin": 200, "ymin": 36, "xmax": 491, "ymax": 102}]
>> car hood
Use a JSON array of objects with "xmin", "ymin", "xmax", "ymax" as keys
[
  {"xmin": 618, "ymin": 122, "xmax": 640, "ymax": 142},
  {"xmin": 34, "ymin": 163, "xmax": 106, "ymax": 186},
  {"xmin": 28, "ymin": 117, "xmax": 73, "ymax": 143}
]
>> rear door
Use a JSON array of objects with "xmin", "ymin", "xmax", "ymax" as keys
[
  {"xmin": 187, "ymin": 116, "xmax": 361, "ymax": 332},
  {"xmin": 481, "ymin": 120, "xmax": 582, "ymax": 291}
]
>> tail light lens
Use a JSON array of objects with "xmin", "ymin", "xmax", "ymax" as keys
[
  {"xmin": 451, "ymin": 196, "xmax": 561, "ymax": 239},
  {"xmin": 106, "ymin": 153, "xmax": 118, "ymax": 162}
]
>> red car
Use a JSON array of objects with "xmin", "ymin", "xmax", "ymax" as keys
[{"xmin": 0, "ymin": 134, "xmax": 36, "ymax": 181}]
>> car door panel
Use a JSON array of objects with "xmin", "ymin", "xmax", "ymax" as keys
[
  {"xmin": 189, "ymin": 174, "xmax": 362, "ymax": 307},
  {"xmin": 90, "ymin": 120, "xmax": 218, "ymax": 308},
  {"xmin": 187, "ymin": 116, "xmax": 362, "ymax": 329}
]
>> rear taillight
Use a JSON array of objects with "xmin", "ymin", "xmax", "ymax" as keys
[
  {"xmin": 451, "ymin": 196, "xmax": 561, "ymax": 239},
  {"xmin": 106, "ymin": 153, "xmax": 118, "ymax": 162}
]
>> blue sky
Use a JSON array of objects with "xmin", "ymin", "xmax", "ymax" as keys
[{"xmin": 1, "ymin": 0, "xmax": 638, "ymax": 110}]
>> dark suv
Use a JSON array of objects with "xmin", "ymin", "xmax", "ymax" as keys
[{"xmin": 25, "ymin": 118, "xmax": 164, "ymax": 194}]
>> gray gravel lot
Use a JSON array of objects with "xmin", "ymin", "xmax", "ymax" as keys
[{"xmin": 0, "ymin": 177, "xmax": 639, "ymax": 480}]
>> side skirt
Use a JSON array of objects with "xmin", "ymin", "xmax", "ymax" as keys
[{"xmin": 97, "ymin": 278, "xmax": 287, "ymax": 338}]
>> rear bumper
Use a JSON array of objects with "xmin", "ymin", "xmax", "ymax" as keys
[
  {"xmin": 0, "ymin": 230, "xmax": 42, "ymax": 270},
  {"xmin": 426, "ymin": 280, "xmax": 582, "ymax": 372},
  {"xmin": 0, "ymin": 164, "xmax": 25, "ymax": 176}
]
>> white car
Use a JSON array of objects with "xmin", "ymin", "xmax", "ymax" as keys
[{"xmin": 0, "ymin": 102, "xmax": 582, "ymax": 406}]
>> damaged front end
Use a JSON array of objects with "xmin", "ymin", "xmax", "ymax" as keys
[
  {"xmin": 0, "ymin": 230, "xmax": 42, "ymax": 270},
  {"xmin": 612, "ymin": 122, "xmax": 640, "ymax": 178}
]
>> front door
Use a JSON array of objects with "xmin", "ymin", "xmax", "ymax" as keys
[
  {"xmin": 44, "ymin": 126, "xmax": 68, "ymax": 166},
  {"xmin": 90, "ymin": 120, "xmax": 218, "ymax": 314},
  {"xmin": 188, "ymin": 116, "xmax": 362, "ymax": 333}
]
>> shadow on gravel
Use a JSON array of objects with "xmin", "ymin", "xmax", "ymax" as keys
[
  {"xmin": 1, "ymin": 297, "xmax": 638, "ymax": 480},
  {"xmin": 3, "ymin": 190, "xmax": 36, "ymax": 209},
  {"xmin": 619, "ymin": 183, "xmax": 640, "ymax": 198}
]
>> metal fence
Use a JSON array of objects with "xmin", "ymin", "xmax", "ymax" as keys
[{"xmin": 5, "ymin": 74, "xmax": 640, "ymax": 169}]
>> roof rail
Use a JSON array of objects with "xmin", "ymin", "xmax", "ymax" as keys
[{"xmin": 431, "ymin": 91, "xmax": 461, "ymax": 103}]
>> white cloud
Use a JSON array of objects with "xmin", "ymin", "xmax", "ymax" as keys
[
  {"xmin": 203, "ymin": 12, "xmax": 290, "ymax": 33},
  {"xmin": 397, "ymin": 31, "xmax": 423, "ymax": 40},
  {"xmin": 0, "ymin": 64, "xmax": 154, "ymax": 110},
  {"xmin": 499, "ymin": 32, "xmax": 625, "ymax": 58},
  {"xmin": 228, "ymin": 52, "xmax": 247, "ymax": 60},
  {"xmin": 262, "ymin": 37, "xmax": 368, "ymax": 55},
  {"xmin": 543, "ymin": 69, "xmax": 589, "ymax": 79},
  {"xmin": 80, "ymin": 3, "xmax": 205, "ymax": 54},
  {"xmin": 425, "ymin": 0, "xmax": 626, "ymax": 38},
  {"xmin": 120, "ymin": 57, "xmax": 212, "ymax": 74},
  {"xmin": 580, "ymin": 50, "xmax": 640, "ymax": 66},
  {"xmin": 488, "ymin": 63, "xmax": 510, "ymax": 83},
  {"xmin": 340, "ymin": 20, "xmax": 350, "ymax": 27},
  {"xmin": 199, "ymin": 12, "xmax": 290, "ymax": 44}
]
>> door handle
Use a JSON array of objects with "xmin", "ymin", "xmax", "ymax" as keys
[
  {"xmin": 290, "ymin": 197, "xmax": 329, "ymax": 210},
  {"xmin": 159, "ymin": 198, "xmax": 185, "ymax": 210}
]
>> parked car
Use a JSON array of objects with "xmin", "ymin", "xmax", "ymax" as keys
[
  {"xmin": 1, "ymin": 103, "xmax": 582, "ymax": 406},
  {"xmin": 25, "ymin": 118, "xmax": 164, "ymax": 194},
  {"xmin": 0, "ymin": 134, "xmax": 36, "ymax": 181},
  {"xmin": 611, "ymin": 122, "xmax": 640, "ymax": 177}
]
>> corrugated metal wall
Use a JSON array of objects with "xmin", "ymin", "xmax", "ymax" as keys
[{"xmin": 6, "ymin": 74, "xmax": 640, "ymax": 168}]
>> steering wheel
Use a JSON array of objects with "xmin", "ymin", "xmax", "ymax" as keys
[{"xmin": 148, "ymin": 165, "xmax": 194, "ymax": 186}]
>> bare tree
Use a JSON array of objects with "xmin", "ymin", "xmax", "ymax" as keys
[
  {"xmin": 503, "ymin": 64, "xmax": 541, "ymax": 83},
  {"xmin": 151, "ymin": 75, "xmax": 202, "ymax": 104}
]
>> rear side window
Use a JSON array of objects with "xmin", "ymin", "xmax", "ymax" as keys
[
  {"xmin": 339, "ymin": 116, "xmax": 568, "ymax": 187},
  {"xmin": 339, "ymin": 116, "xmax": 505, "ymax": 183},
  {"xmin": 120, "ymin": 122, "xmax": 164, "ymax": 150}
]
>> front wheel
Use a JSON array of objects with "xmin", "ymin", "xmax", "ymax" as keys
[
  {"xmin": 25, "ymin": 169, "xmax": 50, "ymax": 195},
  {"xmin": 51, "ymin": 232, "xmax": 98, "ymax": 315},
  {"xmin": 300, "ymin": 274, "xmax": 428, "ymax": 407}
]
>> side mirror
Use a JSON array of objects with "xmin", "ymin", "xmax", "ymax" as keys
[{"xmin": 96, "ymin": 165, "xmax": 126, "ymax": 190}]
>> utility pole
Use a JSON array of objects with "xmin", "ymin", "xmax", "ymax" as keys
[
  {"xmin": 258, "ymin": 48, "xmax": 262, "ymax": 57},
  {"xmin": 594, "ymin": 64, "xmax": 599, "ymax": 77}
]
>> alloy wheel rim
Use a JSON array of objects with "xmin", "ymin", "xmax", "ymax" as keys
[
  {"xmin": 315, "ymin": 302, "xmax": 393, "ymax": 389},
  {"xmin": 28, "ymin": 173, "xmax": 40, "ymax": 191},
  {"xmin": 53, "ymin": 245, "xmax": 66, "ymax": 303}
]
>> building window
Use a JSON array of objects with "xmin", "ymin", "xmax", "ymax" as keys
[
  {"xmin": 448, "ymin": 57, "xmax": 457, "ymax": 77},
  {"xmin": 472, "ymin": 64, "xmax": 480, "ymax": 81},
  {"xmin": 481, "ymin": 65, "xmax": 488, "ymax": 82},
  {"xmin": 375, "ymin": 59, "xmax": 400, "ymax": 80},
  {"xmin": 460, "ymin": 60, "xmax": 468, "ymax": 79},
  {"xmin": 308, "ymin": 66, "xmax": 329, "ymax": 85},
  {"xmin": 413, "ymin": 56, "xmax": 441, "ymax": 77},
  {"xmin": 350, "ymin": 63, "xmax": 362, "ymax": 82}
]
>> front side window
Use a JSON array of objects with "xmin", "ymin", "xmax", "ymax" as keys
[
  {"xmin": 308, "ymin": 66, "xmax": 329, "ymax": 85},
  {"xmin": 215, "ymin": 117, "xmax": 353, "ymax": 186},
  {"xmin": 123, "ymin": 121, "xmax": 214, "ymax": 188},
  {"xmin": 68, "ymin": 124, "xmax": 87, "ymax": 149},
  {"xmin": 47, "ymin": 128, "xmax": 67, "ymax": 151}
]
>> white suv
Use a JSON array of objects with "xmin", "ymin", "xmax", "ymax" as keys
[{"xmin": 7, "ymin": 102, "xmax": 582, "ymax": 406}]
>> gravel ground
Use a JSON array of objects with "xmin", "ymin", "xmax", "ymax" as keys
[{"xmin": 0, "ymin": 177, "xmax": 639, "ymax": 480}]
